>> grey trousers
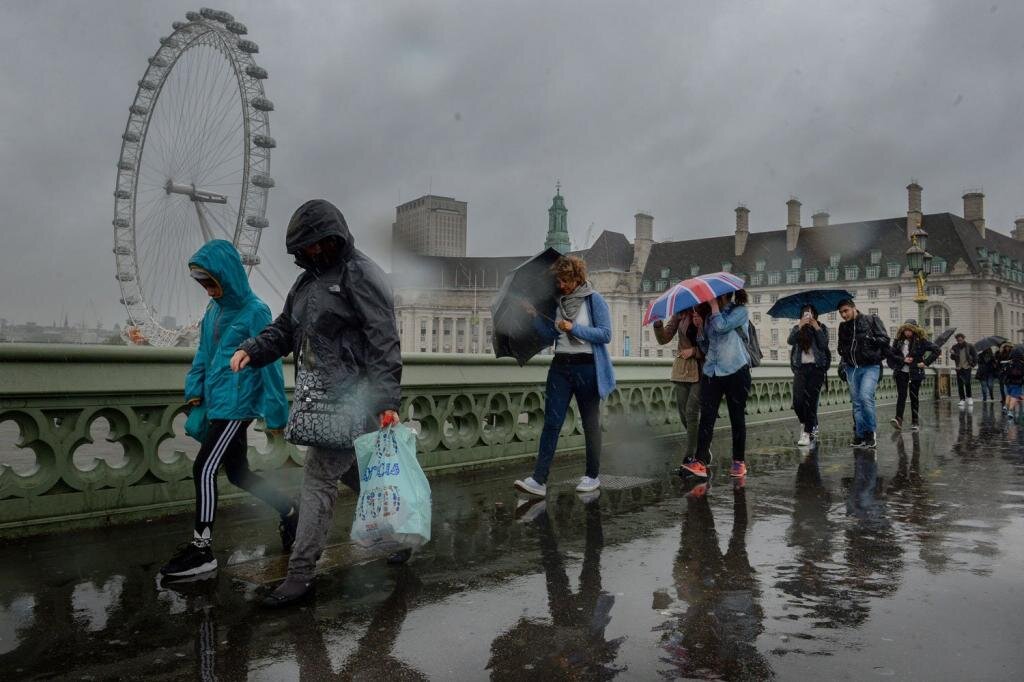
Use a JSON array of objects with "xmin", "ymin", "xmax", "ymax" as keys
[
  {"xmin": 288, "ymin": 446, "xmax": 360, "ymax": 581},
  {"xmin": 674, "ymin": 381, "xmax": 701, "ymax": 459}
]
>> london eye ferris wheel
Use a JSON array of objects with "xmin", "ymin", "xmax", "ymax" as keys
[{"xmin": 113, "ymin": 8, "xmax": 275, "ymax": 346}]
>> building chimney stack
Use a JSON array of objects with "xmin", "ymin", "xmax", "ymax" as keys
[
  {"xmin": 812, "ymin": 210, "xmax": 830, "ymax": 228},
  {"xmin": 1013, "ymin": 217, "xmax": 1024, "ymax": 241},
  {"xmin": 631, "ymin": 212, "xmax": 654, "ymax": 273},
  {"xmin": 734, "ymin": 205, "xmax": 750, "ymax": 257},
  {"xmin": 786, "ymin": 197, "xmax": 801, "ymax": 251},
  {"xmin": 963, "ymin": 191, "xmax": 985, "ymax": 238},
  {"xmin": 906, "ymin": 181, "xmax": 923, "ymax": 240}
]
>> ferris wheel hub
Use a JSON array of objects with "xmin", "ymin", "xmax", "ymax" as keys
[{"xmin": 164, "ymin": 179, "xmax": 228, "ymax": 204}]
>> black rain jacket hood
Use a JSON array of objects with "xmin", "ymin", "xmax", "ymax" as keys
[{"xmin": 239, "ymin": 200, "xmax": 402, "ymax": 421}]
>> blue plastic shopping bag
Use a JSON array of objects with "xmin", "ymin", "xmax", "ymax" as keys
[{"xmin": 351, "ymin": 424, "xmax": 431, "ymax": 550}]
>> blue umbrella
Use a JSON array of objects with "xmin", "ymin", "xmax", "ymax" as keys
[{"xmin": 767, "ymin": 289, "xmax": 855, "ymax": 319}]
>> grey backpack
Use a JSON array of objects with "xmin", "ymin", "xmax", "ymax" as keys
[{"xmin": 735, "ymin": 320, "xmax": 763, "ymax": 368}]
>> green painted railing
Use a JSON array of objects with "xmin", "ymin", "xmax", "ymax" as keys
[{"xmin": 0, "ymin": 344, "xmax": 927, "ymax": 533}]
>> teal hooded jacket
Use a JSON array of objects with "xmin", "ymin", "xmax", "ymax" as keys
[{"xmin": 184, "ymin": 240, "xmax": 289, "ymax": 429}]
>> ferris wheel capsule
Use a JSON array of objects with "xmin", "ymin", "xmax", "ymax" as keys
[
  {"xmin": 113, "ymin": 218, "xmax": 130, "ymax": 228},
  {"xmin": 148, "ymin": 56, "xmax": 169, "ymax": 67},
  {"xmin": 115, "ymin": 190, "xmax": 131, "ymax": 200},
  {"xmin": 237, "ymin": 39, "xmax": 259, "ymax": 54},
  {"xmin": 246, "ymin": 216, "xmax": 269, "ymax": 228},
  {"xmin": 245, "ymin": 65, "xmax": 268, "ymax": 79},
  {"xmin": 130, "ymin": 104, "xmax": 149, "ymax": 116},
  {"xmin": 251, "ymin": 97, "xmax": 274, "ymax": 112},
  {"xmin": 122, "ymin": 131, "xmax": 140, "ymax": 143},
  {"xmin": 185, "ymin": 11, "xmax": 202, "ymax": 22},
  {"xmin": 226, "ymin": 21, "xmax": 248, "ymax": 35},
  {"xmin": 251, "ymin": 174, "xmax": 275, "ymax": 189},
  {"xmin": 160, "ymin": 37, "xmax": 179, "ymax": 48},
  {"xmin": 117, "ymin": 160, "xmax": 135, "ymax": 171},
  {"xmin": 253, "ymin": 134, "xmax": 275, "ymax": 148}
]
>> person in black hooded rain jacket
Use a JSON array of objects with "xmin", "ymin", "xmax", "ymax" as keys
[{"xmin": 231, "ymin": 199, "xmax": 403, "ymax": 607}]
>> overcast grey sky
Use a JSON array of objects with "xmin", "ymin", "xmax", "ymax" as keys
[{"xmin": 1, "ymin": 0, "xmax": 1022, "ymax": 326}]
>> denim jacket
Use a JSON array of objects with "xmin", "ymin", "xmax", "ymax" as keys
[{"xmin": 697, "ymin": 304, "xmax": 750, "ymax": 377}]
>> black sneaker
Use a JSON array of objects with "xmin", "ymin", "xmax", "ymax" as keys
[
  {"xmin": 279, "ymin": 503, "xmax": 299, "ymax": 554},
  {"xmin": 911, "ymin": 422, "xmax": 920, "ymax": 432},
  {"xmin": 863, "ymin": 432, "xmax": 877, "ymax": 449},
  {"xmin": 160, "ymin": 541, "xmax": 217, "ymax": 578},
  {"xmin": 850, "ymin": 435, "xmax": 865, "ymax": 447},
  {"xmin": 386, "ymin": 548, "xmax": 413, "ymax": 565},
  {"xmin": 890, "ymin": 417, "xmax": 902, "ymax": 430}
]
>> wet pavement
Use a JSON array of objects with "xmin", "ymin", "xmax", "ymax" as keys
[{"xmin": 1, "ymin": 401, "xmax": 1023, "ymax": 680}]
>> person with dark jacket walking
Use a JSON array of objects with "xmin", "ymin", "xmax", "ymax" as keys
[
  {"xmin": 997, "ymin": 342, "xmax": 1014, "ymax": 401},
  {"xmin": 787, "ymin": 305, "xmax": 831, "ymax": 446},
  {"xmin": 976, "ymin": 348, "xmax": 1000, "ymax": 402},
  {"xmin": 836, "ymin": 299, "xmax": 890, "ymax": 449},
  {"xmin": 159, "ymin": 240, "xmax": 294, "ymax": 579},
  {"xmin": 948, "ymin": 333, "xmax": 977, "ymax": 407},
  {"xmin": 885, "ymin": 320, "xmax": 939, "ymax": 431},
  {"xmin": 231, "ymin": 199, "xmax": 403, "ymax": 607}
]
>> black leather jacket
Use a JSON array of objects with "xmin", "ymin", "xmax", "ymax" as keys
[
  {"xmin": 837, "ymin": 313, "xmax": 890, "ymax": 368},
  {"xmin": 240, "ymin": 200, "xmax": 403, "ymax": 416}
]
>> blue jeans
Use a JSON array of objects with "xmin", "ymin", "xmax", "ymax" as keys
[
  {"xmin": 847, "ymin": 365, "xmax": 880, "ymax": 437},
  {"xmin": 533, "ymin": 358, "xmax": 602, "ymax": 485},
  {"xmin": 980, "ymin": 375, "xmax": 995, "ymax": 401}
]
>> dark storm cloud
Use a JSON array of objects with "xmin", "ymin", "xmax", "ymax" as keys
[{"xmin": 1, "ymin": 0, "xmax": 1022, "ymax": 325}]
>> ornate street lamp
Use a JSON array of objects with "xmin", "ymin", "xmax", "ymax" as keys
[{"xmin": 905, "ymin": 227, "xmax": 932, "ymax": 327}]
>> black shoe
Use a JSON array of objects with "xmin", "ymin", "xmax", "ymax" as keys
[
  {"xmin": 890, "ymin": 417, "xmax": 902, "ymax": 430},
  {"xmin": 160, "ymin": 541, "xmax": 217, "ymax": 578},
  {"xmin": 850, "ymin": 435, "xmax": 865, "ymax": 447},
  {"xmin": 911, "ymin": 422, "xmax": 920, "ymax": 432},
  {"xmin": 863, "ymin": 433, "xmax": 877, "ymax": 449},
  {"xmin": 279, "ymin": 503, "xmax": 299, "ymax": 554},
  {"xmin": 386, "ymin": 548, "xmax": 413, "ymax": 565},
  {"xmin": 260, "ymin": 577, "xmax": 314, "ymax": 608}
]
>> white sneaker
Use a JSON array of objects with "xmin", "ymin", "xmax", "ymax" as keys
[
  {"xmin": 577, "ymin": 489, "xmax": 601, "ymax": 504},
  {"xmin": 967, "ymin": 398, "xmax": 974, "ymax": 406},
  {"xmin": 958, "ymin": 400, "xmax": 966, "ymax": 408},
  {"xmin": 514, "ymin": 497, "xmax": 547, "ymax": 522},
  {"xmin": 513, "ymin": 477, "xmax": 546, "ymax": 497},
  {"xmin": 797, "ymin": 432, "xmax": 811, "ymax": 446},
  {"xmin": 576, "ymin": 476, "xmax": 601, "ymax": 493}
]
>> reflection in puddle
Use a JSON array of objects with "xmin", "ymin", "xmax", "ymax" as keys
[
  {"xmin": 0, "ymin": 594, "xmax": 36, "ymax": 656},
  {"xmin": 71, "ymin": 575, "xmax": 125, "ymax": 632}
]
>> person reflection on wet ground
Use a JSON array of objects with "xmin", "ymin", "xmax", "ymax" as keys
[
  {"xmin": 288, "ymin": 566, "xmax": 426, "ymax": 680},
  {"xmin": 660, "ymin": 482, "xmax": 773, "ymax": 680},
  {"xmin": 842, "ymin": 451, "xmax": 902, "ymax": 611},
  {"xmin": 487, "ymin": 495, "xmax": 623, "ymax": 680},
  {"xmin": 887, "ymin": 432, "xmax": 948, "ymax": 573},
  {"xmin": 954, "ymin": 407, "xmax": 977, "ymax": 456},
  {"xmin": 156, "ymin": 574, "xmax": 229, "ymax": 682}
]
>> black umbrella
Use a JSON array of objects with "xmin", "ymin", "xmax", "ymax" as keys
[
  {"xmin": 490, "ymin": 248, "xmax": 562, "ymax": 366},
  {"xmin": 933, "ymin": 327, "xmax": 957, "ymax": 348},
  {"xmin": 974, "ymin": 335, "xmax": 1008, "ymax": 352}
]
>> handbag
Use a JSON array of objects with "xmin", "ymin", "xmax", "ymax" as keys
[{"xmin": 284, "ymin": 339, "xmax": 372, "ymax": 450}]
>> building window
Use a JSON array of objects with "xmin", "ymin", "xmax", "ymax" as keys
[
  {"xmin": 887, "ymin": 262, "xmax": 902, "ymax": 278},
  {"xmin": 722, "ymin": 261, "xmax": 733, "ymax": 272},
  {"xmin": 888, "ymin": 286, "xmax": 900, "ymax": 297},
  {"xmin": 932, "ymin": 258, "xmax": 947, "ymax": 274},
  {"xmin": 786, "ymin": 270, "xmax": 800, "ymax": 284},
  {"xmin": 924, "ymin": 304, "xmax": 950, "ymax": 332},
  {"xmin": 770, "ymin": 329, "xmax": 779, "ymax": 345},
  {"xmin": 805, "ymin": 268, "xmax": 819, "ymax": 283},
  {"xmin": 870, "ymin": 249, "xmax": 882, "ymax": 265},
  {"xmin": 751, "ymin": 273, "xmax": 764, "ymax": 286},
  {"xmin": 768, "ymin": 271, "xmax": 781, "ymax": 285},
  {"xmin": 845, "ymin": 265, "xmax": 859, "ymax": 280},
  {"xmin": 656, "ymin": 279, "xmax": 668, "ymax": 290},
  {"xmin": 927, "ymin": 285, "xmax": 944, "ymax": 296},
  {"xmin": 770, "ymin": 349, "xmax": 779, "ymax": 360},
  {"xmin": 868, "ymin": 289, "xmax": 878, "ymax": 299},
  {"xmin": 890, "ymin": 307, "xmax": 899, "ymax": 322},
  {"xmin": 657, "ymin": 349, "xmax": 664, "ymax": 357},
  {"xmin": 828, "ymin": 311, "xmax": 837, "ymax": 322},
  {"xmin": 769, "ymin": 294, "xmax": 779, "ymax": 303},
  {"xmin": 690, "ymin": 264, "xmax": 700, "ymax": 276},
  {"xmin": 829, "ymin": 254, "xmax": 841, "ymax": 268},
  {"xmin": 756, "ymin": 259, "xmax": 766, "ymax": 272},
  {"xmin": 753, "ymin": 312, "xmax": 762, "ymax": 323},
  {"xmin": 825, "ymin": 267, "xmax": 838, "ymax": 282},
  {"xmin": 791, "ymin": 257, "xmax": 802, "ymax": 269},
  {"xmin": 642, "ymin": 279, "xmax": 652, "ymax": 292},
  {"xmin": 753, "ymin": 294, "xmax": 762, "ymax": 304},
  {"xmin": 866, "ymin": 265, "xmax": 880, "ymax": 279},
  {"xmin": 868, "ymin": 307, "xmax": 879, "ymax": 316},
  {"xmin": 660, "ymin": 268, "xmax": 671, "ymax": 279}
]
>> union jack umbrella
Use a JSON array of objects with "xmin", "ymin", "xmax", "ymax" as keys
[{"xmin": 642, "ymin": 272, "xmax": 746, "ymax": 325}]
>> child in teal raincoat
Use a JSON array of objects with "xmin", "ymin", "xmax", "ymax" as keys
[{"xmin": 160, "ymin": 239, "xmax": 295, "ymax": 579}]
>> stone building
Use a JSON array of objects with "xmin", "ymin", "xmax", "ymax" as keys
[
  {"xmin": 392, "ymin": 194, "xmax": 468, "ymax": 257},
  {"xmin": 391, "ymin": 182, "xmax": 1024, "ymax": 359}
]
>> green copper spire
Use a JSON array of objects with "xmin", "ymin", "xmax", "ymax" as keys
[{"xmin": 544, "ymin": 180, "xmax": 570, "ymax": 254}]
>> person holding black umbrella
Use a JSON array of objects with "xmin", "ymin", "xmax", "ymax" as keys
[
  {"xmin": 948, "ymin": 333, "xmax": 977, "ymax": 407},
  {"xmin": 787, "ymin": 304, "xmax": 831, "ymax": 446},
  {"xmin": 514, "ymin": 255, "xmax": 616, "ymax": 497}
]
